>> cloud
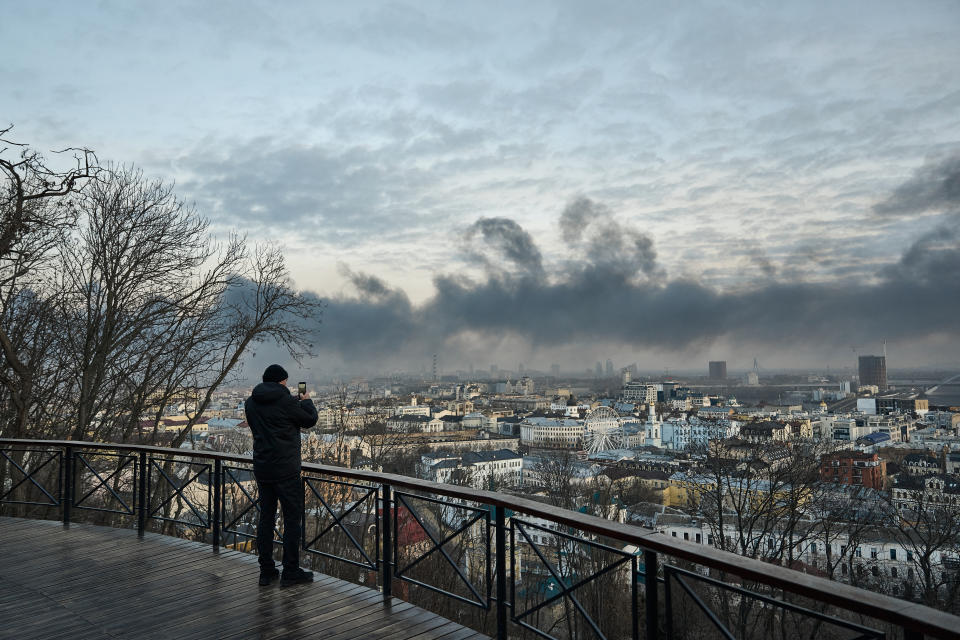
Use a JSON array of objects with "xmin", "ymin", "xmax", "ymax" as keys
[
  {"xmin": 560, "ymin": 196, "xmax": 660, "ymax": 279},
  {"xmin": 873, "ymin": 153, "xmax": 960, "ymax": 216},
  {"xmin": 301, "ymin": 184, "xmax": 960, "ymax": 373},
  {"xmin": 463, "ymin": 217, "xmax": 544, "ymax": 279},
  {"xmin": 338, "ymin": 264, "xmax": 393, "ymax": 298}
]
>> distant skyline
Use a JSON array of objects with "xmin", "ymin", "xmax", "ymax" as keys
[{"xmin": 3, "ymin": 2, "xmax": 959, "ymax": 374}]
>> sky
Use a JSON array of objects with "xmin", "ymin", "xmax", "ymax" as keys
[{"xmin": 3, "ymin": 1, "xmax": 960, "ymax": 376}]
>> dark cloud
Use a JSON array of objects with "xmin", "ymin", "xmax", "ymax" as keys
[
  {"xmin": 299, "ymin": 187, "xmax": 960, "ymax": 373},
  {"xmin": 560, "ymin": 196, "xmax": 660, "ymax": 278},
  {"xmin": 559, "ymin": 196, "xmax": 601, "ymax": 244},
  {"xmin": 874, "ymin": 153, "xmax": 960, "ymax": 216},
  {"xmin": 881, "ymin": 225, "xmax": 960, "ymax": 286},
  {"xmin": 338, "ymin": 264, "xmax": 392, "ymax": 298},
  {"xmin": 463, "ymin": 217, "xmax": 544, "ymax": 279}
]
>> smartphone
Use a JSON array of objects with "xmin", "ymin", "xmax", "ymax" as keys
[{"xmin": 298, "ymin": 382, "xmax": 306, "ymax": 396}]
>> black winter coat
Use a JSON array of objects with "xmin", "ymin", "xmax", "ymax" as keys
[{"xmin": 244, "ymin": 382, "xmax": 318, "ymax": 481}]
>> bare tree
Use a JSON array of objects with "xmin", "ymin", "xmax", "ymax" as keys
[
  {"xmin": 52, "ymin": 165, "xmax": 244, "ymax": 441},
  {"xmin": 2, "ymin": 144, "xmax": 322, "ymax": 448},
  {"xmin": 532, "ymin": 449, "xmax": 580, "ymax": 511},
  {"xmin": 884, "ymin": 476, "xmax": 960, "ymax": 608},
  {"xmin": 0, "ymin": 127, "xmax": 98, "ymax": 438}
]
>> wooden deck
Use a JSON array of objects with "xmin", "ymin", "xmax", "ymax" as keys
[{"xmin": 0, "ymin": 517, "xmax": 488, "ymax": 640}]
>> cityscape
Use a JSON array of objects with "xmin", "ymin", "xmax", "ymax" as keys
[
  {"xmin": 2, "ymin": 2, "xmax": 959, "ymax": 639},
  {"xmin": 136, "ymin": 354, "xmax": 960, "ymax": 615}
]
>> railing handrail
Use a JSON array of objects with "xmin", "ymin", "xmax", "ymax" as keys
[{"xmin": 2, "ymin": 437, "xmax": 957, "ymax": 639}]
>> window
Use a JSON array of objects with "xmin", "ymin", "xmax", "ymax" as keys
[
  {"xmin": 890, "ymin": 549, "xmax": 897, "ymax": 561},
  {"xmin": 672, "ymin": 532, "xmax": 677, "ymax": 537},
  {"xmin": 855, "ymin": 547, "xmax": 862, "ymax": 558},
  {"xmin": 707, "ymin": 534, "xmax": 714, "ymax": 545},
  {"xmin": 695, "ymin": 533, "xmax": 702, "ymax": 543},
  {"xmin": 906, "ymin": 551, "xmax": 913, "ymax": 562},
  {"xmin": 683, "ymin": 532, "xmax": 689, "ymax": 541},
  {"xmin": 871, "ymin": 566, "xmax": 879, "ymax": 577},
  {"xmin": 891, "ymin": 567, "xmax": 898, "ymax": 578},
  {"xmin": 841, "ymin": 564, "xmax": 848, "ymax": 576},
  {"xmin": 908, "ymin": 567, "xmax": 914, "ymax": 580},
  {"xmin": 810, "ymin": 543, "xmax": 818, "ymax": 555},
  {"xmin": 870, "ymin": 548, "xmax": 878, "ymax": 559},
  {"xmin": 840, "ymin": 545, "xmax": 847, "ymax": 555},
  {"xmin": 768, "ymin": 538, "xmax": 774, "ymax": 550}
]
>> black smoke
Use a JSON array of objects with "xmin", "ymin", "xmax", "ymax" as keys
[
  {"xmin": 463, "ymin": 217, "xmax": 544, "ymax": 279},
  {"xmin": 560, "ymin": 196, "xmax": 660, "ymax": 278},
  {"xmin": 874, "ymin": 153, "xmax": 960, "ymax": 217},
  {"xmin": 300, "ymin": 172, "xmax": 960, "ymax": 371}
]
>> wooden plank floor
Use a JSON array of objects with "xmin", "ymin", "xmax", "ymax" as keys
[{"xmin": 0, "ymin": 517, "xmax": 488, "ymax": 640}]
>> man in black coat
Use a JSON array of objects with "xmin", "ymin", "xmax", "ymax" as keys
[{"xmin": 245, "ymin": 364, "xmax": 318, "ymax": 586}]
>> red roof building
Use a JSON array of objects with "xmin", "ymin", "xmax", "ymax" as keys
[{"xmin": 819, "ymin": 452, "xmax": 886, "ymax": 490}]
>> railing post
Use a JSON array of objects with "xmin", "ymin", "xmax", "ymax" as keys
[
  {"xmin": 62, "ymin": 445, "xmax": 72, "ymax": 526},
  {"xmin": 664, "ymin": 565, "xmax": 673, "ymax": 640},
  {"xmin": 495, "ymin": 504, "xmax": 508, "ymax": 640},
  {"xmin": 644, "ymin": 549, "xmax": 659, "ymax": 640},
  {"xmin": 137, "ymin": 451, "xmax": 147, "ymax": 536},
  {"xmin": 212, "ymin": 459, "xmax": 222, "ymax": 551},
  {"xmin": 381, "ymin": 483, "xmax": 392, "ymax": 603}
]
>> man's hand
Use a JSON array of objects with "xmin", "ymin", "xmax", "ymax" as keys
[{"xmin": 298, "ymin": 391, "xmax": 311, "ymax": 400}]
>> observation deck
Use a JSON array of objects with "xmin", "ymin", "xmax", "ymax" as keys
[
  {"xmin": 0, "ymin": 517, "xmax": 484, "ymax": 639},
  {"xmin": 1, "ymin": 438, "xmax": 958, "ymax": 639}
]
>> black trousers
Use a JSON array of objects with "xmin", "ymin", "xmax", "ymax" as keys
[{"xmin": 255, "ymin": 474, "xmax": 302, "ymax": 571}]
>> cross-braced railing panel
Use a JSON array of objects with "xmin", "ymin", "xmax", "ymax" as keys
[
  {"xmin": 73, "ymin": 451, "xmax": 136, "ymax": 516},
  {"xmin": 303, "ymin": 475, "xmax": 379, "ymax": 571},
  {"xmin": 221, "ymin": 465, "xmax": 280, "ymax": 545},
  {"xmin": 147, "ymin": 457, "xmax": 211, "ymax": 529},
  {"xmin": 510, "ymin": 518, "xmax": 639, "ymax": 640},
  {"xmin": 393, "ymin": 491, "xmax": 492, "ymax": 609},
  {"xmin": 0, "ymin": 448, "xmax": 61, "ymax": 507},
  {"xmin": 663, "ymin": 565, "xmax": 885, "ymax": 640},
  {"xmin": 1, "ymin": 439, "xmax": 955, "ymax": 640}
]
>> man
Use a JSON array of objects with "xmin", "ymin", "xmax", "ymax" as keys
[{"xmin": 245, "ymin": 364, "xmax": 318, "ymax": 587}]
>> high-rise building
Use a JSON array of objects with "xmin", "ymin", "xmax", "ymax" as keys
[
  {"xmin": 708, "ymin": 361, "xmax": 727, "ymax": 380},
  {"xmin": 595, "ymin": 362, "xmax": 603, "ymax": 377},
  {"xmin": 858, "ymin": 355, "xmax": 887, "ymax": 391},
  {"xmin": 605, "ymin": 359, "xmax": 614, "ymax": 376}
]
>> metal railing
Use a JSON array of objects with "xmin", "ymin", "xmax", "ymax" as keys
[{"xmin": 1, "ymin": 438, "xmax": 957, "ymax": 640}]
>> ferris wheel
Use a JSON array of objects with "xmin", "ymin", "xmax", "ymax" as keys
[{"xmin": 583, "ymin": 406, "xmax": 625, "ymax": 453}]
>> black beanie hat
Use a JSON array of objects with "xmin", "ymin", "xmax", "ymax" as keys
[{"xmin": 263, "ymin": 364, "xmax": 288, "ymax": 383}]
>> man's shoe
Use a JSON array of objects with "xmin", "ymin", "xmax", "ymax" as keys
[
  {"xmin": 259, "ymin": 568, "xmax": 280, "ymax": 586},
  {"xmin": 280, "ymin": 568, "xmax": 314, "ymax": 587}
]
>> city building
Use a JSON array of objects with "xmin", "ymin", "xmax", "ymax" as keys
[
  {"xmin": 708, "ymin": 361, "xmax": 727, "ymax": 380},
  {"xmin": 519, "ymin": 417, "xmax": 584, "ymax": 449},
  {"xmin": 876, "ymin": 393, "xmax": 929, "ymax": 415},
  {"xmin": 621, "ymin": 382, "xmax": 657, "ymax": 404},
  {"xmin": 660, "ymin": 416, "xmax": 740, "ymax": 451},
  {"xmin": 740, "ymin": 421, "xmax": 789, "ymax": 443},
  {"xmin": 858, "ymin": 355, "xmax": 887, "ymax": 391},
  {"xmin": 819, "ymin": 452, "xmax": 886, "ymax": 490},
  {"xmin": 386, "ymin": 414, "xmax": 443, "ymax": 433},
  {"xmin": 423, "ymin": 449, "xmax": 523, "ymax": 488}
]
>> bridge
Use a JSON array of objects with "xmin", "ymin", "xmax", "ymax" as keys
[{"xmin": 1, "ymin": 438, "xmax": 957, "ymax": 639}]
